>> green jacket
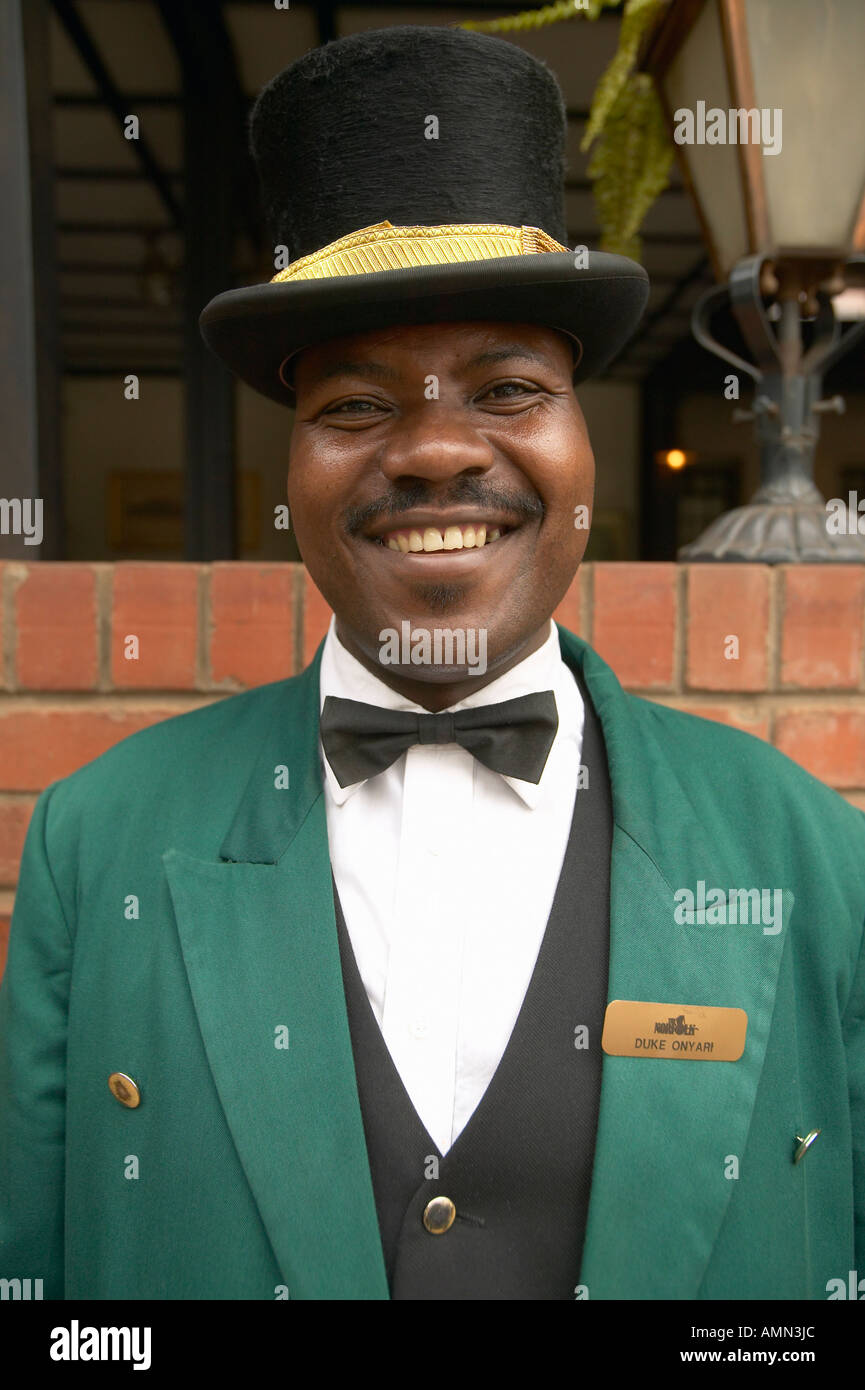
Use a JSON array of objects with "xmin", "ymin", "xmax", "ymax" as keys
[{"xmin": 1, "ymin": 626, "xmax": 864, "ymax": 1300}]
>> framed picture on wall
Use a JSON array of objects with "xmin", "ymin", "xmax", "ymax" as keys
[
  {"xmin": 584, "ymin": 508, "xmax": 633, "ymax": 561},
  {"xmin": 675, "ymin": 460, "xmax": 743, "ymax": 550},
  {"xmin": 840, "ymin": 465, "xmax": 865, "ymax": 502},
  {"xmin": 107, "ymin": 470, "xmax": 262, "ymax": 554}
]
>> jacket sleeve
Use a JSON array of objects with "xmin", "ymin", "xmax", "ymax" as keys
[
  {"xmin": 0, "ymin": 783, "xmax": 72, "ymax": 1299},
  {"xmin": 844, "ymin": 901, "xmax": 865, "ymax": 1277}
]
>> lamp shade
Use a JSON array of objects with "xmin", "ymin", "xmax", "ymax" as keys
[{"xmin": 643, "ymin": 0, "xmax": 865, "ymax": 280}]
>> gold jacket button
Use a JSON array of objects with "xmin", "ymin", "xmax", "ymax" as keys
[
  {"xmin": 108, "ymin": 1072, "xmax": 141, "ymax": 1108},
  {"xmin": 423, "ymin": 1196, "xmax": 456, "ymax": 1234},
  {"xmin": 793, "ymin": 1129, "xmax": 820, "ymax": 1164}
]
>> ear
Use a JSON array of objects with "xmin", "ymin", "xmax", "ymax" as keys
[
  {"xmin": 277, "ymin": 346, "xmax": 304, "ymax": 404},
  {"xmin": 556, "ymin": 328, "xmax": 584, "ymax": 381}
]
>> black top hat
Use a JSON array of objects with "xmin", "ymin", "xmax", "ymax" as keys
[{"xmin": 199, "ymin": 25, "xmax": 650, "ymax": 405}]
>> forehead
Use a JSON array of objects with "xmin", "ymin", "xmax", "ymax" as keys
[{"xmin": 291, "ymin": 320, "xmax": 574, "ymax": 389}]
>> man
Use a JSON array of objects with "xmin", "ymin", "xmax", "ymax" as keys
[{"xmin": 1, "ymin": 25, "xmax": 864, "ymax": 1302}]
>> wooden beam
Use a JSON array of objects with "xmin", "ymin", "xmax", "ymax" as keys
[
  {"xmin": 613, "ymin": 255, "xmax": 711, "ymax": 364},
  {"xmin": 317, "ymin": 2, "xmax": 336, "ymax": 44},
  {"xmin": 219, "ymin": 0, "xmax": 622, "ymax": 8},
  {"xmin": 640, "ymin": 366, "xmax": 683, "ymax": 560},
  {"xmin": 59, "ymin": 220, "xmax": 173, "ymax": 233},
  {"xmin": 567, "ymin": 230, "xmax": 705, "ymax": 247},
  {"xmin": 0, "ymin": 0, "xmax": 63, "ymax": 559},
  {"xmin": 566, "ymin": 178, "xmax": 686, "ymax": 194},
  {"xmin": 56, "ymin": 91, "xmax": 182, "ymax": 106},
  {"xmin": 155, "ymin": 0, "xmax": 244, "ymax": 559},
  {"xmin": 50, "ymin": 0, "xmax": 182, "ymax": 226},
  {"xmin": 57, "ymin": 167, "xmax": 183, "ymax": 180}
]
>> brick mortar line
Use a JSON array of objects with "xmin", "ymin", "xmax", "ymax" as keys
[
  {"xmin": 3, "ymin": 563, "xmax": 29, "ymax": 692},
  {"xmin": 292, "ymin": 566, "xmax": 305, "ymax": 677},
  {"xmin": 646, "ymin": 692, "xmax": 865, "ymax": 710},
  {"xmin": 0, "ymin": 694, "xmax": 226, "ymax": 711},
  {"xmin": 1, "ymin": 563, "xmax": 17, "ymax": 690},
  {"xmin": 770, "ymin": 566, "xmax": 783, "ymax": 689},
  {"xmin": 675, "ymin": 565, "xmax": 687, "ymax": 695},
  {"xmin": 1, "ymin": 687, "xmax": 863, "ymax": 708},
  {"xmin": 768, "ymin": 567, "xmax": 782, "ymax": 742},
  {"xmin": 580, "ymin": 562, "xmax": 593, "ymax": 644},
  {"xmin": 198, "ymin": 565, "xmax": 210, "ymax": 689},
  {"xmin": 96, "ymin": 564, "xmax": 112, "ymax": 692}
]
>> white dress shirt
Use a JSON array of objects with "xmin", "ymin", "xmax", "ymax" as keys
[{"xmin": 319, "ymin": 616, "xmax": 585, "ymax": 1156}]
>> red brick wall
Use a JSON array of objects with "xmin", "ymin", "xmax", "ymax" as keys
[{"xmin": 2, "ymin": 560, "xmax": 864, "ymax": 977}]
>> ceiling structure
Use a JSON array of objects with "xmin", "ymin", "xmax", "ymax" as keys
[{"xmin": 49, "ymin": 0, "xmax": 714, "ymax": 386}]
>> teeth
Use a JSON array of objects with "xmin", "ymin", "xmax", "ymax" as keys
[{"xmin": 381, "ymin": 522, "xmax": 504, "ymax": 551}]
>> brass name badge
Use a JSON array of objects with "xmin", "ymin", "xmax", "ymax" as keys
[{"xmin": 602, "ymin": 1000, "xmax": 747, "ymax": 1061}]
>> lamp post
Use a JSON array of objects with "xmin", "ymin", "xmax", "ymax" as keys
[{"xmin": 643, "ymin": 0, "xmax": 865, "ymax": 561}]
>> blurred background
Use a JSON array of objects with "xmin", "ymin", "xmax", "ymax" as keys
[{"xmin": 2, "ymin": 0, "xmax": 865, "ymax": 564}]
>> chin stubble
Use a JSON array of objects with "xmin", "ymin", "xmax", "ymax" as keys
[{"xmin": 407, "ymin": 580, "xmax": 469, "ymax": 613}]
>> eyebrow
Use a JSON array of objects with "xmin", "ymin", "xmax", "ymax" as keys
[
  {"xmin": 314, "ymin": 359, "xmax": 401, "ymax": 384},
  {"xmin": 313, "ymin": 344, "xmax": 555, "ymax": 385},
  {"xmin": 466, "ymin": 346, "xmax": 556, "ymax": 369}
]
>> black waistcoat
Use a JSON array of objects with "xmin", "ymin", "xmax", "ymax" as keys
[{"xmin": 333, "ymin": 668, "xmax": 613, "ymax": 1299}]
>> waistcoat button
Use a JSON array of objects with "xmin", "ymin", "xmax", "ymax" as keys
[{"xmin": 423, "ymin": 1196, "xmax": 456, "ymax": 1234}]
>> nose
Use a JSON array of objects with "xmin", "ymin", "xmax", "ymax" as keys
[{"xmin": 376, "ymin": 402, "xmax": 495, "ymax": 485}]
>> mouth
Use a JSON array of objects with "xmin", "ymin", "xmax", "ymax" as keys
[{"xmin": 365, "ymin": 517, "xmax": 519, "ymax": 555}]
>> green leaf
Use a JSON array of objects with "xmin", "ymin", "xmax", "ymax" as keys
[
  {"xmin": 586, "ymin": 73, "xmax": 674, "ymax": 259},
  {"xmin": 582, "ymin": 0, "xmax": 670, "ymax": 151}
]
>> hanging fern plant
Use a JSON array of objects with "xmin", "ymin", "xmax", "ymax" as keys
[
  {"xmin": 460, "ymin": 0, "xmax": 675, "ymax": 261},
  {"xmin": 585, "ymin": 68, "xmax": 673, "ymax": 261}
]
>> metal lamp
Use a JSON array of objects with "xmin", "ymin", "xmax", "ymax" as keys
[{"xmin": 643, "ymin": 0, "xmax": 865, "ymax": 561}]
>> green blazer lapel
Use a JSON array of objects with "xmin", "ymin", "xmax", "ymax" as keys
[
  {"xmin": 557, "ymin": 627, "xmax": 793, "ymax": 1300},
  {"xmin": 164, "ymin": 643, "xmax": 388, "ymax": 1299}
]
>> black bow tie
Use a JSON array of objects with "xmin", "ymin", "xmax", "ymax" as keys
[{"xmin": 319, "ymin": 690, "xmax": 559, "ymax": 788}]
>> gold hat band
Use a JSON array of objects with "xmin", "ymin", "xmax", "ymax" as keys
[{"xmin": 270, "ymin": 219, "xmax": 569, "ymax": 283}]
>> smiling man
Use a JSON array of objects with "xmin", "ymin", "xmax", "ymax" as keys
[
  {"xmin": 290, "ymin": 320, "xmax": 590, "ymax": 704},
  {"xmin": 1, "ymin": 24, "xmax": 864, "ymax": 1305}
]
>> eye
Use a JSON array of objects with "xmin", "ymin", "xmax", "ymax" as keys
[
  {"xmin": 323, "ymin": 398, "xmax": 381, "ymax": 415},
  {"xmin": 478, "ymin": 378, "xmax": 542, "ymax": 404},
  {"xmin": 489, "ymin": 381, "xmax": 530, "ymax": 396}
]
